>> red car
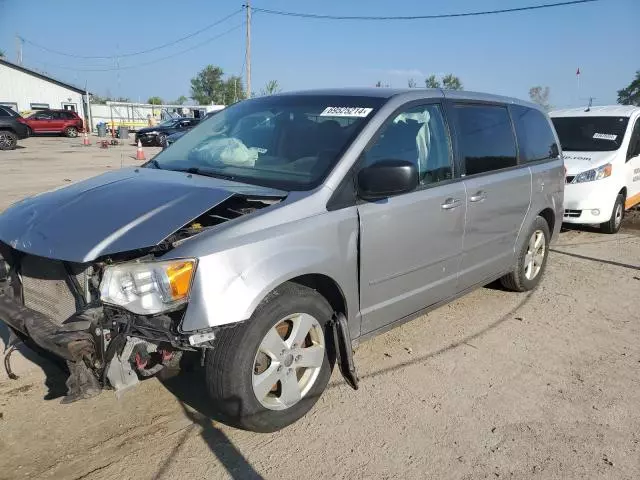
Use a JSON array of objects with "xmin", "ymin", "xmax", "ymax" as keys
[{"xmin": 24, "ymin": 109, "xmax": 85, "ymax": 138}]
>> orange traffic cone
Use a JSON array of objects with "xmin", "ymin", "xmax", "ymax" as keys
[
  {"xmin": 136, "ymin": 140, "xmax": 146, "ymax": 161},
  {"xmin": 82, "ymin": 131, "xmax": 90, "ymax": 146}
]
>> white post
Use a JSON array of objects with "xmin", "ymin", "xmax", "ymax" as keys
[{"xmin": 86, "ymin": 86, "xmax": 93, "ymax": 133}]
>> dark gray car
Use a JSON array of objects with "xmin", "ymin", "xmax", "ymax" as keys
[{"xmin": 0, "ymin": 89, "xmax": 564, "ymax": 432}]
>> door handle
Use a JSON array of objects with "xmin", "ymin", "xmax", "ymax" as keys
[
  {"xmin": 469, "ymin": 191, "xmax": 487, "ymax": 203},
  {"xmin": 441, "ymin": 198, "xmax": 462, "ymax": 210}
]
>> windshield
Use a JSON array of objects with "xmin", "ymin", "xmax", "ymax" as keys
[
  {"xmin": 149, "ymin": 95, "xmax": 384, "ymax": 190},
  {"xmin": 158, "ymin": 118, "xmax": 179, "ymax": 127},
  {"xmin": 551, "ymin": 116, "xmax": 629, "ymax": 152}
]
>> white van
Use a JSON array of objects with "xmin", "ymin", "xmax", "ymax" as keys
[{"xmin": 550, "ymin": 106, "xmax": 640, "ymax": 233}]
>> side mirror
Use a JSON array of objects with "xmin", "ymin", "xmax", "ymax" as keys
[
  {"xmin": 550, "ymin": 143, "xmax": 559, "ymax": 158},
  {"xmin": 357, "ymin": 159, "xmax": 419, "ymax": 200}
]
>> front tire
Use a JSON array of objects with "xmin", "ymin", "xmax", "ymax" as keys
[
  {"xmin": 205, "ymin": 282, "xmax": 335, "ymax": 432},
  {"xmin": 500, "ymin": 216, "xmax": 550, "ymax": 292},
  {"xmin": 0, "ymin": 131, "xmax": 18, "ymax": 150},
  {"xmin": 600, "ymin": 194, "xmax": 624, "ymax": 234}
]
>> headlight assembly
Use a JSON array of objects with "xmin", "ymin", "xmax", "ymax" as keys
[
  {"xmin": 100, "ymin": 259, "xmax": 196, "ymax": 315},
  {"xmin": 572, "ymin": 163, "xmax": 612, "ymax": 183}
]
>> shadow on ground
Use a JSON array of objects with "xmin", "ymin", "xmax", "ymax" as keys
[
  {"xmin": 0, "ymin": 322, "xmax": 68, "ymax": 399},
  {"xmin": 159, "ymin": 364, "xmax": 264, "ymax": 480}
]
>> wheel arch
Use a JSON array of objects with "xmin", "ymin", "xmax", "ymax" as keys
[
  {"xmin": 538, "ymin": 207, "xmax": 556, "ymax": 234},
  {"xmin": 286, "ymin": 273, "xmax": 348, "ymax": 319},
  {"xmin": 619, "ymin": 186, "xmax": 627, "ymax": 202}
]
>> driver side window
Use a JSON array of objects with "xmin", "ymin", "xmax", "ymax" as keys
[
  {"xmin": 627, "ymin": 118, "xmax": 640, "ymax": 161},
  {"xmin": 364, "ymin": 104, "xmax": 453, "ymax": 186}
]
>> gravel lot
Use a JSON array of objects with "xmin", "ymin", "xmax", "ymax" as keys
[{"xmin": 0, "ymin": 136, "xmax": 639, "ymax": 480}]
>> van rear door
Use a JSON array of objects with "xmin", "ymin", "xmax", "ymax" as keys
[{"xmin": 450, "ymin": 102, "xmax": 531, "ymax": 290}]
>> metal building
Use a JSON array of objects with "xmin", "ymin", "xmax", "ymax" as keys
[{"xmin": 0, "ymin": 58, "xmax": 88, "ymax": 119}]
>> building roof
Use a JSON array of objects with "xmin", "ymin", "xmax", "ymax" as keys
[
  {"xmin": 550, "ymin": 105, "xmax": 640, "ymax": 118},
  {"xmin": 0, "ymin": 58, "xmax": 88, "ymax": 94}
]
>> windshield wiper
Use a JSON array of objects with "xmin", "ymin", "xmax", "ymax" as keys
[
  {"xmin": 172, "ymin": 166, "xmax": 236, "ymax": 181},
  {"xmin": 145, "ymin": 159, "xmax": 162, "ymax": 169}
]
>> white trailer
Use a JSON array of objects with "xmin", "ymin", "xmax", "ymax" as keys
[{"xmin": 89, "ymin": 102, "xmax": 225, "ymax": 132}]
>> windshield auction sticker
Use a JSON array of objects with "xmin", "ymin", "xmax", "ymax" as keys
[
  {"xmin": 320, "ymin": 107, "xmax": 373, "ymax": 117},
  {"xmin": 593, "ymin": 133, "xmax": 617, "ymax": 141}
]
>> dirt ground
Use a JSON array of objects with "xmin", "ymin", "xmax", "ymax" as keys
[{"xmin": 0, "ymin": 136, "xmax": 639, "ymax": 480}]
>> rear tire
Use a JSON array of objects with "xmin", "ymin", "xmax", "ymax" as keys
[
  {"xmin": 64, "ymin": 126, "xmax": 78, "ymax": 138},
  {"xmin": 157, "ymin": 133, "xmax": 167, "ymax": 147},
  {"xmin": 600, "ymin": 194, "xmax": 624, "ymax": 234},
  {"xmin": 500, "ymin": 216, "xmax": 550, "ymax": 292},
  {"xmin": 205, "ymin": 282, "xmax": 335, "ymax": 432},
  {"xmin": 0, "ymin": 131, "xmax": 18, "ymax": 150}
]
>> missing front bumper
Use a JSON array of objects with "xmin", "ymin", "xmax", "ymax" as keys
[{"xmin": 0, "ymin": 293, "xmax": 95, "ymax": 362}]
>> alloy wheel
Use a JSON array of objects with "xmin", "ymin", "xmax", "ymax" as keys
[
  {"xmin": 252, "ymin": 313, "xmax": 325, "ymax": 411},
  {"xmin": 524, "ymin": 229, "xmax": 546, "ymax": 280},
  {"xmin": 0, "ymin": 132, "xmax": 16, "ymax": 149}
]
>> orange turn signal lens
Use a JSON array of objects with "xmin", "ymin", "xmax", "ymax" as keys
[{"xmin": 165, "ymin": 261, "xmax": 195, "ymax": 300}]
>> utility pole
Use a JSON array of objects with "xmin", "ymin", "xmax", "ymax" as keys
[
  {"xmin": 245, "ymin": 1, "xmax": 251, "ymax": 98},
  {"xmin": 15, "ymin": 35, "xmax": 23, "ymax": 65}
]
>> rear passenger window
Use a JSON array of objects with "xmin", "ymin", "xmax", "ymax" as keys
[
  {"xmin": 511, "ymin": 105, "xmax": 558, "ymax": 162},
  {"xmin": 0, "ymin": 108, "xmax": 9, "ymax": 117},
  {"xmin": 454, "ymin": 104, "xmax": 517, "ymax": 175}
]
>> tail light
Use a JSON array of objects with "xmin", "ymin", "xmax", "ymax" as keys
[{"xmin": 16, "ymin": 117, "xmax": 27, "ymax": 124}]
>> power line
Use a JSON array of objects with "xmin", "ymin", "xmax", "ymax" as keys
[
  {"xmin": 31, "ymin": 22, "xmax": 245, "ymax": 73},
  {"xmin": 20, "ymin": 9, "xmax": 242, "ymax": 59},
  {"xmin": 251, "ymin": 0, "xmax": 600, "ymax": 21}
]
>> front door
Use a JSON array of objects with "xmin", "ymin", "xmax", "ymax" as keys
[
  {"xmin": 357, "ymin": 102, "xmax": 466, "ymax": 335},
  {"xmin": 625, "ymin": 116, "xmax": 640, "ymax": 209},
  {"xmin": 450, "ymin": 103, "xmax": 532, "ymax": 290},
  {"xmin": 28, "ymin": 111, "xmax": 55, "ymax": 132}
]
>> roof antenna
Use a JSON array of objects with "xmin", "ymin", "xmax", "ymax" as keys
[{"xmin": 585, "ymin": 97, "xmax": 593, "ymax": 112}]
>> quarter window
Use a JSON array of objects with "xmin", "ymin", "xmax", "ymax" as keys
[
  {"xmin": 511, "ymin": 105, "xmax": 558, "ymax": 162},
  {"xmin": 364, "ymin": 104, "xmax": 453, "ymax": 186},
  {"xmin": 454, "ymin": 104, "xmax": 517, "ymax": 175}
]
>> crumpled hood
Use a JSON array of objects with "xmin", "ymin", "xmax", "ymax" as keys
[
  {"xmin": 0, "ymin": 167, "xmax": 284, "ymax": 262},
  {"xmin": 563, "ymin": 151, "xmax": 618, "ymax": 175}
]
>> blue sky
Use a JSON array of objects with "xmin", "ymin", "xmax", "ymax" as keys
[{"xmin": 0, "ymin": 0, "xmax": 638, "ymax": 107}]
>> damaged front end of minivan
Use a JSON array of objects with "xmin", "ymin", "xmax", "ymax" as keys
[{"xmin": 0, "ymin": 167, "xmax": 284, "ymax": 402}]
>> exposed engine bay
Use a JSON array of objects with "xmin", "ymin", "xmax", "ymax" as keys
[{"xmin": 0, "ymin": 193, "xmax": 280, "ymax": 402}]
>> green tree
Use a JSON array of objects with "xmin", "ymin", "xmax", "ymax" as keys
[
  {"xmin": 425, "ymin": 75, "xmax": 440, "ymax": 88},
  {"xmin": 617, "ymin": 71, "xmax": 640, "ymax": 106},
  {"xmin": 0, "ymin": 49, "xmax": 5, "ymax": 58},
  {"xmin": 407, "ymin": 78, "xmax": 417, "ymax": 88},
  {"xmin": 529, "ymin": 86, "xmax": 551, "ymax": 110},
  {"xmin": 147, "ymin": 96, "xmax": 163, "ymax": 105},
  {"xmin": 425, "ymin": 74, "xmax": 463, "ymax": 90},
  {"xmin": 190, "ymin": 65, "xmax": 225, "ymax": 104},
  {"xmin": 222, "ymin": 75, "xmax": 246, "ymax": 104},
  {"xmin": 441, "ymin": 74, "xmax": 463, "ymax": 90},
  {"xmin": 174, "ymin": 95, "xmax": 188, "ymax": 105},
  {"xmin": 261, "ymin": 80, "xmax": 281, "ymax": 96}
]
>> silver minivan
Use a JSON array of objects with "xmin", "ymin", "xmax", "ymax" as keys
[{"xmin": 0, "ymin": 89, "xmax": 564, "ymax": 432}]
